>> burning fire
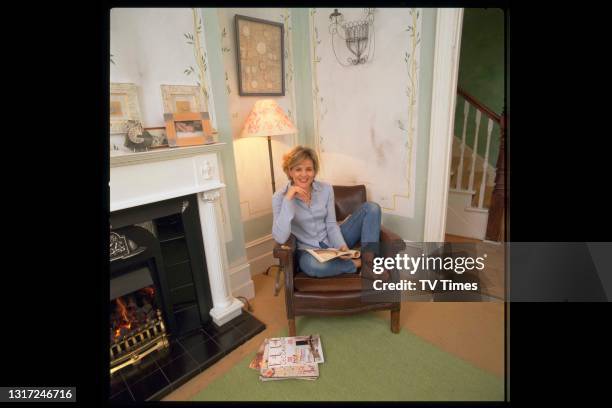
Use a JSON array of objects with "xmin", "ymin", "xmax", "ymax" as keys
[
  {"xmin": 114, "ymin": 297, "xmax": 132, "ymax": 339},
  {"xmin": 111, "ymin": 286, "xmax": 156, "ymax": 341}
]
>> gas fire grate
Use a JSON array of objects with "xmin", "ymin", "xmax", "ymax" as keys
[{"xmin": 110, "ymin": 309, "xmax": 169, "ymax": 375}]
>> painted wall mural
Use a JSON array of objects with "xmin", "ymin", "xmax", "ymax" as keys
[
  {"xmin": 310, "ymin": 8, "xmax": 421, "ymax": 218},
  {"xmin": 110, "ymin": 8, "xmax": 214, "ymax": 128},
  {"xmin": 217, "ymin": 8, "xmax": 298, "ymax": 225},
  {"xmin": 183, "ymin": 8, "xmax": 212, "ymax": 110}
]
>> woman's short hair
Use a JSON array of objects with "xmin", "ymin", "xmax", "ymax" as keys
[{"xmin": 282, "ymin": 145, "xmax": 319, "ymax": 179}]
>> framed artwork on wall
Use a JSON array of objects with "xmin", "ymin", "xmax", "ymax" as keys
[
  {"xmin": 234, "ymin": 14, "xmax": 285, "ymax": 96},
  {"xmin": 164, "ymin": 112, "xmax": 214, "ymax": 147},
  {"xmin": 160, "ymin": 84, "xmax": 205, "ymax": 113},
  {"xmin": 110, "ymin": 83, "xmax": 141, "ymax": 134}
]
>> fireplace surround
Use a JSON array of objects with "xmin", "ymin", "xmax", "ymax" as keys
[
  {"xmin": 110, "ymin": 144, "xmax": 264, "ymax": 401},
  {"xmin": 111, "ymin": 143, "xmax": 250, "ymax": 327}
]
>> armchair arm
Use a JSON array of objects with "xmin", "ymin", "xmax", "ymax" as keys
[
  {"xmin": 380, "ymin": 225, "xmax": 406, "ymax": 255},
  {"xmin": 273, "ymin": 235, "xmax": 296, "ymax": 266},
  {"xmin": 272, "ymin": 235, "xmax": 296, "ymax": 318},
  {"xmin": 379, "ymin": 226, "xmax": 406, "ymax": 291}
]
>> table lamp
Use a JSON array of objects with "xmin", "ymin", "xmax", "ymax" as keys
[{"xmin": 240, "ymin": 100, "xmax": 297, "ymax": 193}]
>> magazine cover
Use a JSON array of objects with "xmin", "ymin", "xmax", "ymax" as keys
[
  {"xmin": 258, "ymin": 335, "xmax": 324, "ymax": 380},
  {"xmin": 249, "ymin": 338, "xmax": 268, "ymax": 370}
]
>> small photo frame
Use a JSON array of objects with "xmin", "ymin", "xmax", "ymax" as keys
[
  {"xmin": 144, "ymin": 127, "xmax": 169, "ymax": 149},
  {"xmin": 110, "ymin": 83, "xmax": 141, "ymax": 134},
  {"xmin": 160, "ymin": 84, "xmax": 206, "ymax": 113},
  {"xmin": 235, "ymin": 14, "xmax": 285, "ymax": 96},
  {"xmin": 164, "ymin": 112, "xmax": 214, "ymax": 147}
]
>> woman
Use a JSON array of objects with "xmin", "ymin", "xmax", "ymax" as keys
[{"xmin": 272, "ymin": 145, "xmax": 382, "ymax": 278}]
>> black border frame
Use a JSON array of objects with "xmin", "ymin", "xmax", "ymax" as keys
[{"xmin": 234, "ymin": 14, "xmax": 285, "ymax": 97}]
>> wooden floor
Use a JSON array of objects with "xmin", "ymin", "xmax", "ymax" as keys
[
  {"xmin": 163, "ymin": 271, "xmax": 505, "ymax": 401},
  {"xmin": 445, "ymin": 233, "xmax": 482, "ymax": 243},
  {"xmin": 445, "ymin": 234, "xmax": 506, "ymax": 300}
]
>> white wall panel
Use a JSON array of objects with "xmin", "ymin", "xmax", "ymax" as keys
[{"xmin": 311, "ymin": 8, "xmax": 421, "ymax": 218}]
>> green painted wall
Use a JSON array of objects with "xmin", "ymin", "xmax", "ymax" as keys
[
  {"xmin": 381, "ymin": 8, "xmax": 436, "ymax": 243},
  {"xmin": 291, "ymin": 8, "xmax": 315, "ymax": 148},
  {"xmin": 201, "ymin": 8, "xmax": 247, "ymax": 264},
  {"xmin": 454, "ymin": 8, "xmax": 505, "ymax": 166}
]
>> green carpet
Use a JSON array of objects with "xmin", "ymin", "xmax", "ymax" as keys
[{"xmin": 191, "ymin": 313, "xmax": 504, "ymax": 401}]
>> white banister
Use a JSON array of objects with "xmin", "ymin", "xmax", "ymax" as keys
[
  {"xmin": 468, "ymin": 110, "xmax": 481, "ymax": 192},
  {"xmin": 478, "ymin": 118, "xmax": 494, "ymax": 209},
  {"xmin": 456, "ymin": 99, "xmax": 470, "ymax": 190}
]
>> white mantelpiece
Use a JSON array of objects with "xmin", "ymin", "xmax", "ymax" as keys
[{"xmin": 110, "ymin": 143, "xmax": 246, "ymax": 326}]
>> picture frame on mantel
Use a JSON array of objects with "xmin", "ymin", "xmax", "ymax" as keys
[
  {"xmin": 110, "ymin": 83, "xmax": 141, "ymax": 134},
  {"xmin": 160, "ymin": 84, "xmax": 206, "ymax": 114},
  {"xmin": 234, "ymin": 14, "xmax": 285, "ymax": 96},
  {"xmin": 164, "ymin": 112, "xmax": 214, "ymax": 147},
  {"xmin": 144, "ymin": 127, "xmax": 169, "ymax": 149}
]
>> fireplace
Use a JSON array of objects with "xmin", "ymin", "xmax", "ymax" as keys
[
  {"xmin": 109, "ymin": 223, "xmax": 174, "ymax": 376},
  {"xmin": 111, "ymin": 196, "xmax": 216, "ymax": 335},
  {"xmin": 110, "ymin": 145, "xmax": 263, "ymax": 401},
  {"xmin": 110, "ymin": 195, "xmax": 214, "ymax": 373}
]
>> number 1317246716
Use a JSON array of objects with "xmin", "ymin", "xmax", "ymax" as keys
[{"xmin": 3, "ymin": 387, "xmax": 75, "ymax": 402}]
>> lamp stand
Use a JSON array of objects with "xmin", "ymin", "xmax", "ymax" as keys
[
  {"xmin": 267, "ymin": 136, "xmax": 276, "ymax": 193},
  {"xmin": 265, "ymin": 135, "xmax": 282, "ymax": 295}
]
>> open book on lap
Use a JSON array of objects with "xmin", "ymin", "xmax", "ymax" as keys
[{"xmin": 305, "ymin": 248, "xmax": 360, "ymax": 263}]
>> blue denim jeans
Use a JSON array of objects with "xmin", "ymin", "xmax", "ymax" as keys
[{"xmin": 297, "ymin": 202, "xmax": 381, "ymax": 278}]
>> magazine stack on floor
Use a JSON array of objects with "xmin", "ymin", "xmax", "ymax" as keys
[{"xmin": 249, "ymin": 335, "xmax": 324, "ymax": 381}]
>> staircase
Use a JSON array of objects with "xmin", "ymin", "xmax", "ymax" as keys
[
  {"xmin": 450, "ymin": 140, "xmax": 495, "ymax": 208},
  {"xmin": 446, "ymin": 88, "xmax": 505, "ymax": 241}
]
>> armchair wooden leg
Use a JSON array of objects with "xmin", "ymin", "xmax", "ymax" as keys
[
  {"xmin": 273, "ymin": 266, "xmax": 283, "ymax": 296},
  {"xmin": 391, "ymin": 310, "xmax": 400, "ymax": 334},
  {"xmin": 288, "ymin": 319, "xmax": 296, "ymax": 336}
]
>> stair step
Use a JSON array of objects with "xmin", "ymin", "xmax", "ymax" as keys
[{"xmin": 449, "ymin": 179, "xmax": 494, "ymax": 209}]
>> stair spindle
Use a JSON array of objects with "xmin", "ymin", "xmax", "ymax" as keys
[
  {"xmin": 478, "ymin": 118, "xmax": 494, "ymax": 209},
  {"xmin": 468, "ymin": 110, "xmax": 481, "ymax": 192},
  {"xmin": 456, "ymin": 99, "xmax": 469, "ymax": 190}
]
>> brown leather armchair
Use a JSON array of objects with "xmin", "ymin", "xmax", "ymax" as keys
[{"xmin": 273, "ymin": 185, "xmax": 406, "ymax": 336}]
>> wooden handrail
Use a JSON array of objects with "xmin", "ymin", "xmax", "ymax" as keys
[
  {"xmin": 457, "ymin": 87, "xmax": 501, "ymax": 123},
  {"xmin": 485, "ymin": 110, "xmax": 506, "ymax": 242}
]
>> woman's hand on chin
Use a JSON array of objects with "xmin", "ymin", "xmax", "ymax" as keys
[{"xmin": 285, "ymin": 185, "xmax": 311, "ymax": 204}]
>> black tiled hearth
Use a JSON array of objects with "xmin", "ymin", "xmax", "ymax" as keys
[
  {"xmin": 110, "ymin": 311, "xmax": 265, "ymax": 402},
  {"xmin": 128, "ymin": 369, "xmax": 170, "ymax": 401},
  {"xmin": 184, "ymin": 337, "xmax": 224, "ymax": 367}
]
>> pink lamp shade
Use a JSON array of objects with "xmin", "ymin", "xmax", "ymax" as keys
[{"xmin": 240, "ymin": 99, "xmax": 297, "ymax": 138}]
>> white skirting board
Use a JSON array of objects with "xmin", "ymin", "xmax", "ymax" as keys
[
  {"xmin": 228, "ymin": 261, "xmax": 255, "ymax": 299},
  {"xmin": 445, "ymin": 190, "xmax": 489, "ymax": 240}
]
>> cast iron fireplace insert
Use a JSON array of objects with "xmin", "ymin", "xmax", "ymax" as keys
[{"xmin": 109, "ymin": 194, "xmax": 265, "ymax": 401}]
